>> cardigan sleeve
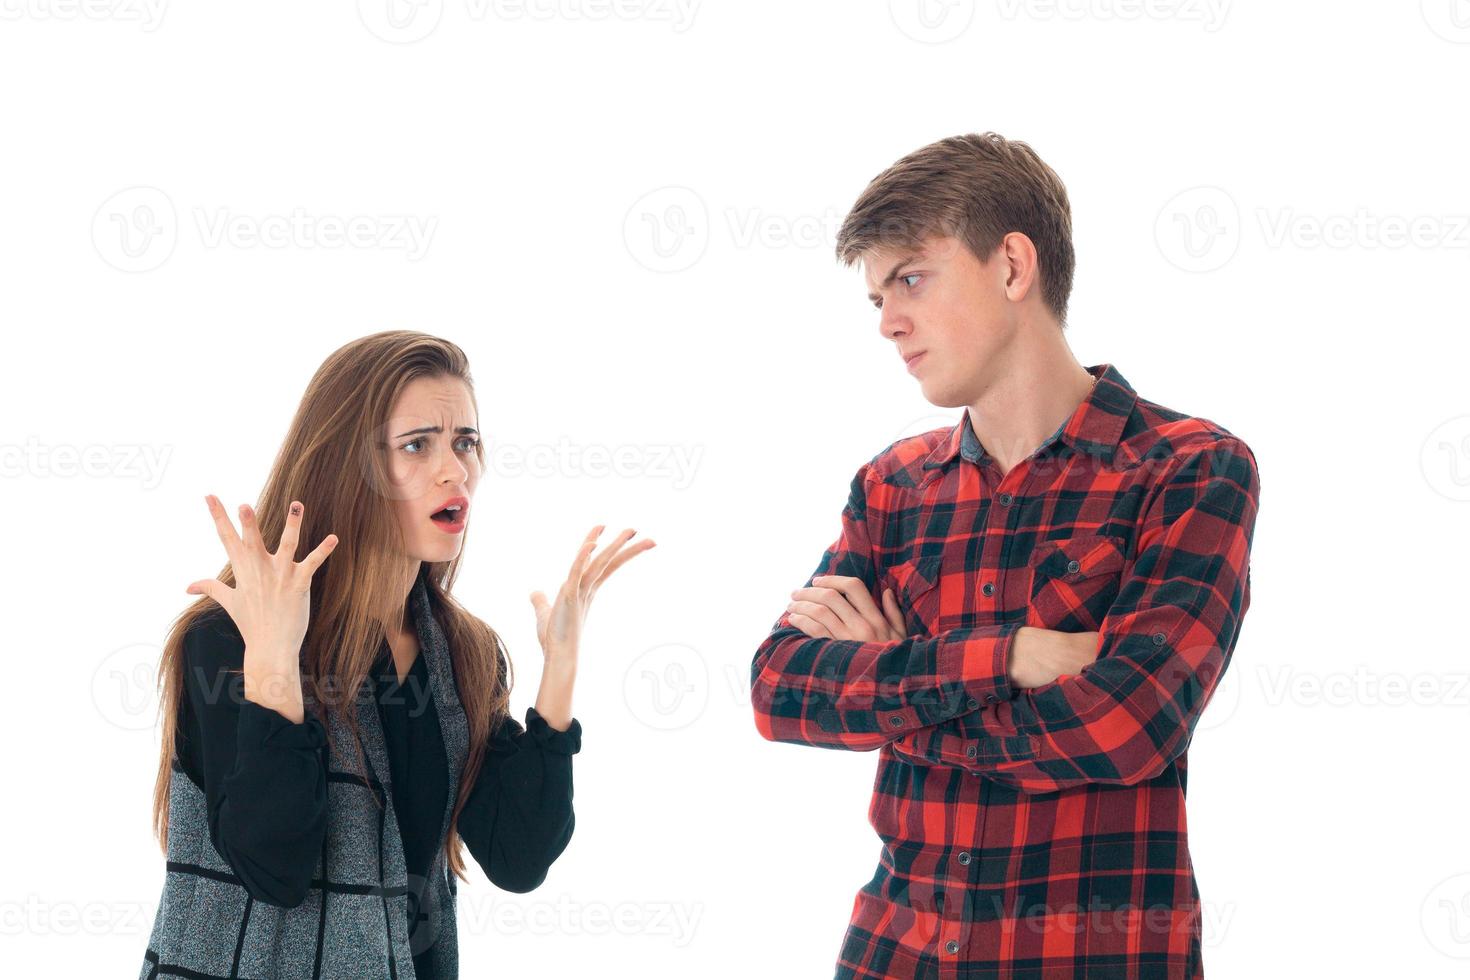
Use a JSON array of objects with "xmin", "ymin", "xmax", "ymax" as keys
[
  {"xmin": 457, "ymin": 705, "xmax": 580, "ymax": 893},
  {"xmin": 176, "ymin": 612, "xmax": 329, "ymax": 909}
]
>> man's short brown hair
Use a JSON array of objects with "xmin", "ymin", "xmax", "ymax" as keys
[{"xmin": 835, "ymin": 132, "xmax": 1076, "ymax": 327}]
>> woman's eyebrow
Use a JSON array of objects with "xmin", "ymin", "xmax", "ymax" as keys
[{"xmin": 392, "ymin": 425, "xmax": 480, "ymax": 439}]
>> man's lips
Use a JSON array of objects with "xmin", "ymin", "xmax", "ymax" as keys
[{"xmin": 902, "ymin": 350, "xmax": 925, "ymax": 364}]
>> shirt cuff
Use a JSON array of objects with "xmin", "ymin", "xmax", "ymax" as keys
[
  {"xmin": 238, "ymin": 698, "xmax": 328, "ymax": 751},
  {"xmin": 936, "ymin": 623, "xmax": 1019, "ymax": 712},
  {"xmin": 524, "ymin": 706, "xmax": 582, "ymax": 755}
]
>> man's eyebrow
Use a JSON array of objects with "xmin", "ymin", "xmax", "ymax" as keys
[
  {"xmin": 392, "ymin": 425, "xmax": 480, "ymax": 439},
  {"xmin": 866, "ymin": 253, "xmax": 922, "ymax": 302}
]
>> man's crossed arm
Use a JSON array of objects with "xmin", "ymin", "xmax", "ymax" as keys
[{"xmin": 750, "ymin": 440, "xmax": 1259, "ymax": 793}]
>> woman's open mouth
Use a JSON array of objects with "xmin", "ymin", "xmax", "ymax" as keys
[{"xmin": 429, "ymin": 498, "xmax": 468, "ymax": 534}]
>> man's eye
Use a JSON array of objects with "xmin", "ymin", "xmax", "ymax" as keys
[{"xmin": 901, "ymin": 273, "xmax": 922, "ymax": 288}]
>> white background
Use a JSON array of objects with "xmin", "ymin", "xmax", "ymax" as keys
[{"xmin": 2, "ymin": 2, "xmax": 1468, "ymax": 977}]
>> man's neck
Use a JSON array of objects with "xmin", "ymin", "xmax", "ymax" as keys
[{"xmin": 965, "ymin": 343, "xmax": 1096, "ymax": 477}]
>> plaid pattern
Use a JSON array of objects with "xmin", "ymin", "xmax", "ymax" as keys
[
  {"xmin": 140, "ymin": 568, "xmax": 470, "ymax": 979},
  {"xmin": 751, "ymin": 363, "xmax": 1259, "ymax": 978}
]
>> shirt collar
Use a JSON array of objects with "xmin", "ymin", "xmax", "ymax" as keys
[{"xmin": 921, "ymin": 362, "xmax": 1138, "ymax": 472}]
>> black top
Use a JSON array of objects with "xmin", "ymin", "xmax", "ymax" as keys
[{"xmin": 176, "ymin": 609, "xmax": 580, "ymax": 980}]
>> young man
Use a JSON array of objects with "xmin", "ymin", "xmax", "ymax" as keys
[{"xmin": 750, "ymin": 133, "xmax": 1259, "ymax": 979}]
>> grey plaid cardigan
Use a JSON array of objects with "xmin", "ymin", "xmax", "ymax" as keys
[{"xmin": 140, "ymin": 571, "xmax": 470, "ymax": 979}]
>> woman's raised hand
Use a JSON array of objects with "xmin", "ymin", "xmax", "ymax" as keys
[
  {"xmin": 186, "ymin": 496, "xmax": 338, "ymax": 722},
  {"xmin": 529, "ymin": 525, "xmax": 655, "ymax": 668}
]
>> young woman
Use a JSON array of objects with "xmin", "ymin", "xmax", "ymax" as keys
[{"xmin": 139, "ymin": 330, "xmax": 653, "ymax": 979}]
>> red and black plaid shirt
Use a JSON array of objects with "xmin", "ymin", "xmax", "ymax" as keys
[{"xmin": 751, "ymin": 363, "xmax": 1259, "ymax": 979}]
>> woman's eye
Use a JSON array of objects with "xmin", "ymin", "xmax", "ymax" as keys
[
  {"xmin": 401, "ymin": 437, "xmax": 423, "ymax": 454},
  {"xmin": 901, "ymin": 273, "xmax": 922, "ymax": 288},
  {"xmin": 455, "ymin": 437, "xmax": 480, "ymax": 453}
]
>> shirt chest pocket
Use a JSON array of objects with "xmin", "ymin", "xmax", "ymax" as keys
[
  {"xmin": 1021, "ymin": 534, "xmax": 1127, "ymax": 633},
  {"xmin": 880, "ymin": 553, "xmax": 943, "ymax": 636}
]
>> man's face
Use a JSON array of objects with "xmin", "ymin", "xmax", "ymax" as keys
[{"xmin": 862, "ymin": 233, "xmax": 1018, "ymax": 407}]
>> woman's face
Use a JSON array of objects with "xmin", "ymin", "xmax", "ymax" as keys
[{"xmin": 383, "ymin": 375, "xmax": 482, "ymax": 564}]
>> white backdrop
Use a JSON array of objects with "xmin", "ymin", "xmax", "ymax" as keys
[{"xmin": 2, "ymin": 2, "xmax": 1468, "ymax": 977}]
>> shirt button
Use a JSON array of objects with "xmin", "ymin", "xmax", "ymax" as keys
[
  {"xmin": 965, "ymin": 743, "xmax": 977, "ymax": 759},
  {"xmin": 982, "ymin": 582, "xmax": 995, "ymax": 596},
  {"xmin": 957, "ymin": 851, "xmax": 971, "ymax": 865},
  {"xmin": 1066, "ymin": 559, "xmax": 1080, "ymax": 573},
  {"xmin": 997, "ymin": 492, "xmax": 1012, "ymax": 505},
  {"xmin": 1152, "ymin": 632, "xmax": 1167, "ymax": 645},
  {"xmin": 889, "ymin": 715, "xmax": 904, "ymax": 727},
  {"xmin": 945, "ymin": 940, "xmax": 960, "ymax": 955},
  {"xmin": 966, "ymin": 698, "xmax": 979, "ymax": 711}
]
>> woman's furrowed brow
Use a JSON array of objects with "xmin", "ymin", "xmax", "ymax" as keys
[{"xmin": 392, "ymin": 425, "xmax": 480, "ymax": 439}]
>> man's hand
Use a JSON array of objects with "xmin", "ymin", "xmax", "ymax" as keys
[
  {"xmin": 786, "ymin": 575, "xmax": 907, "ymax": 641},
  {"xmin": 1008, "ymin": 626, "xmax": 1101, "ymax": 689},
  {"xmin": 785, "ymin": 582, "xmax": 1100, "ymax": 691}
]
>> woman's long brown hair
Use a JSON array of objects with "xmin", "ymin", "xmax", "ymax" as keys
[{"xmin": 150, "ymin": 330, "xmax": 512, "ymax": 884}]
